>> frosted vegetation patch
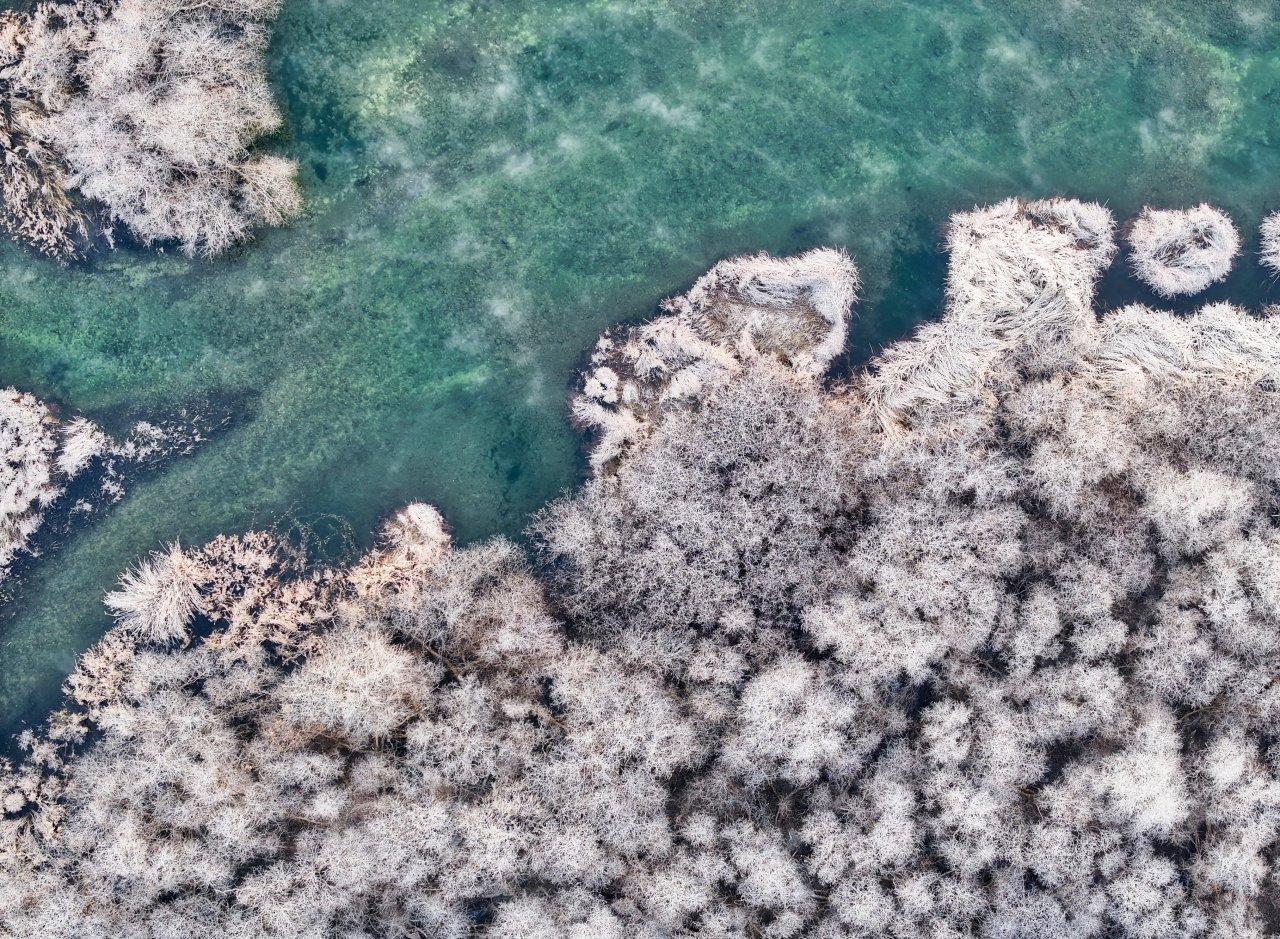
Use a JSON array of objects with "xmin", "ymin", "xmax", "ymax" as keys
[
  {"xmin": 1260, "ymin": 211, "xmax": 1280, "ymax": 277},
  {"xmin": 10, "ymin": 199, "xmax": 1280, "ymax": 937},
  {"xmin": 0, "ymin": 390, "xmax": 59, "ymax": 574},
  {"xmin": 1127, "ymin": 204, "xmax": 1241, "ymax": 298},
  {"xmin": 577, "ymin": 246, "xmax": 858, "ymax": 473},
  {"xmin": 866, "ymin": 197, "xmax": 1116, "ymax": 433},
  {"xmin": 0, "ymin": 389, "xmax": 215, "ymax": 581},
  {"xmin": 102, "ymin": 542, "xmax": 204, "ymax": 644},
  {"xmin": 0, "ymin": 0, "xmax": 299, "ymax": 259}
]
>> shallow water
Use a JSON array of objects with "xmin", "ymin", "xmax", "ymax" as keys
[{"xmin": 3, "ymin": 0, "xmax": 1280, "ymax": 739}]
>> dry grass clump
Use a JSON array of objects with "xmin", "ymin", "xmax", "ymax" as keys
[
  {"xmin": 11, "ymin": 204, "xmax": 1280, "ymax": 937},
  {"xmin": 660, "ymin": 247, "xmax": 860, "ymax": 371},
  {"xmin": 1259, "ymin": 211, "xmax": 1280, "ymax": 276},
  {"xmin": 52, "ymin": 416, "xmax": 106, "ymax": 477},
  {"xmin": 103, "ymin": 542, "xmax": 203, "ymax": 643},
  {"xmin": 866, "ymin": 197, "xmax": 1117, "ymax": 434},
  {"xmin": 0, "ymin": 0, "xmax": 298, "ymax": 260},
  {"xmin": 1127, "ymin": 203, "xmax": 1240, "ymax": 297}
]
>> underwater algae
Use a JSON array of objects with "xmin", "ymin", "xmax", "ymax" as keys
[{"xmin": 2, "ymin": 0, "xmax": 1280, "ymax": 734}]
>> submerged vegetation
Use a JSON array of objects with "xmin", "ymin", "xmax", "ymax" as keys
[
  {"xmin": 0, "ymin": 0, "xmax": 299, "ymax": 259},
  {"xmin": 4, "ymin": 200, "xmax": 1280, "ymax": 936}
]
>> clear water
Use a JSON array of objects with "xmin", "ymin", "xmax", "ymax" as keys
[{"xmin": 3, "ymin": 0, "xmax": 1280, "ymax": 739}]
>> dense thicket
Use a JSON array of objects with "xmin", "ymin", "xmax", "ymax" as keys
[
  {"xmin": 5, "ymin": 200, "xmax": 1280, "ymax": 937},
  {"xmin": 0, "ymin": 0, "xmax": 298, "ymax": 259}
]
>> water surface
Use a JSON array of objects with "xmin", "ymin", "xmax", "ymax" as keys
[{"xmin": 3, "ymin": 0, "xmax": 1280, "ymax": 736}]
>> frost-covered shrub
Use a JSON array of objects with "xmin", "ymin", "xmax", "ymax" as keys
[
  {"xmin": 103, "ymin": 542, "xmax": 204, "ymax": 643},
  {"xmin": 573, "ymin": 246, "xmax": 858, "ymax": 472},
  {"xmin": 1261, "ymin": 210, "xmax": 1280, "ymax": 276},
  {"xmin": 0, "ymin": 0, "xmax": 298, "ymax": 259},
  {"xmin": 0, "ymin": 388, "xmax": 59, "ymax": 573},
  {"xmin": 9, "ymin": 200, "xmax": 1280, "ymax": 937},
  {"xmin": 1127, "ymin": 204, "xmax": 1240, "ymax": 297},
  {"xmin": 0, "ymin": 390, "xmax": 220, "ymax": 581}
]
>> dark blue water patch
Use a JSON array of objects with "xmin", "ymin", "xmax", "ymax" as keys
[
  {"xmin": 846, "ymin": 210, "xmax": 950, "ymax": 370},
  {"xmin": 1094, "ymin": 235, "xmax": 1280, "ymax": 319},
  {"xmin": 273, "ymin": 50, "xmax": 364, "ymax": 158}
]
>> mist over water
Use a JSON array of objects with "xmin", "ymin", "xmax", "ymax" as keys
[{"xmin": 1, "ymin": 0, "xmax": 1279, "ymax": 739}]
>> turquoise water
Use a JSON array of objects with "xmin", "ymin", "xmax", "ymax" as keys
[{"xmin": 2, "ymin": 0, "xmax": 1280, "ymax": 737}]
